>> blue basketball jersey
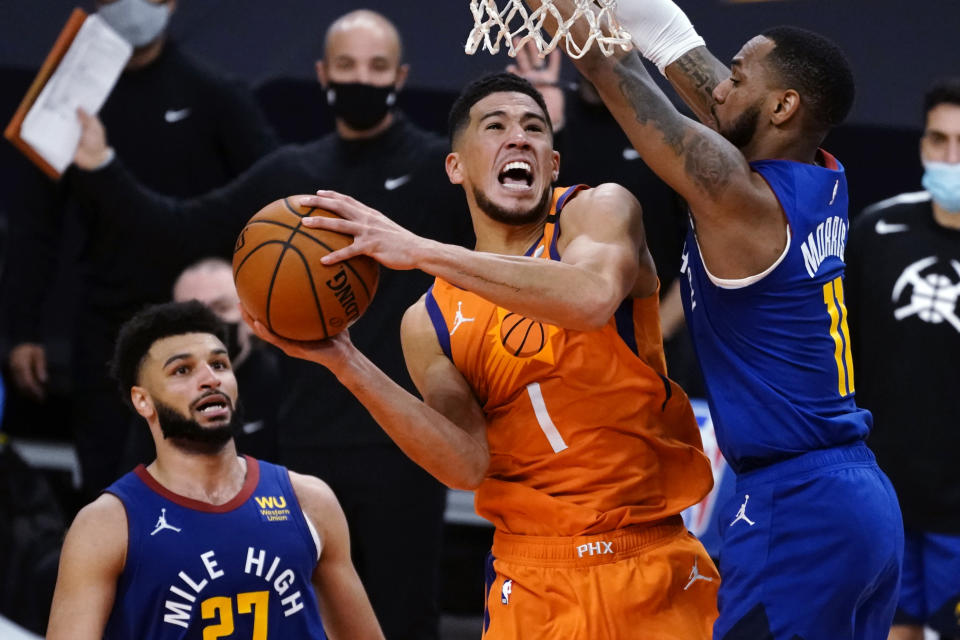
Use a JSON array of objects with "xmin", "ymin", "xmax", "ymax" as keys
[
  {"xmin": 680, "ymin": 152, "xmax": 872, "ymax": 473},
  {"xmin": 103, "ymin": 457, "xmax": 327, "ymax": 639}
]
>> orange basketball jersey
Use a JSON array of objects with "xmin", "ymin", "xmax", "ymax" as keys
[{"xmin": 424, "ymin": 186, "xmax": 713, "ymax": 536}]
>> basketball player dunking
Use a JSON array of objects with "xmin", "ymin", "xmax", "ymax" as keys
[
  {"xmin": 46, "ymin": 302, "xmax": 383, "ymax": 640},
  {"xmin": 247, "ymin": 73, "xmax": 718, "ymax": 639},
  {"xmin": 519, "ymin": 0, "xmax": 905, "ymax": 637}
]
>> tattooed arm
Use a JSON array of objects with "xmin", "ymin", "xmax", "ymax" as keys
[
  {"xmin": 664, "ymin": 47, "xmax": 730, "ymax": 129},
  {"xmin": 581, "ymin": 52, "xmax": 784, "ymax": 277},
  {"xmin": 523, "ymin": 0, "xmax": 784, "ymax": 278}
]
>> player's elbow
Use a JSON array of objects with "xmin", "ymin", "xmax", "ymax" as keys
[
  {"xmin": 445, "ymin": 454, "xmax": 489, "ymax": 491},
  {"xmin": 565, "ymin": 289, "xmax": 622, "ymax": 332}
]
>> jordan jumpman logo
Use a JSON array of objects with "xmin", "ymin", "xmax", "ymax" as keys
[
  {"xmin": 683, "ymin": 558, "xmax": 715, "ymax": 591},
  {"xmin": 729, "ymin": 494, "xmax": 756, "ymax": 527},
  {"xmin": 150, "ymin": 508, "xmax": 182, "ymax": 536},
  {"xmin": 450, "ymin": 301, "xmax": 475, "ymax": 336}
]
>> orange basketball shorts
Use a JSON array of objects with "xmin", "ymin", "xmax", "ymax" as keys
[{"xmin": 481, "ymin": 518, "xmax": 719, "ymax": 640}]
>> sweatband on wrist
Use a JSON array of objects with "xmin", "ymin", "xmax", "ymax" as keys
[{"xmin": 616, "ymin": 0, "xmax": 706, "ymax": 74}]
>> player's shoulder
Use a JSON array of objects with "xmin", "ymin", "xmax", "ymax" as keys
[
  {"xmin": 559, "ymin": 182, "xmax": 643, "ymax": 239},
  {"xmin": 288, "ymin": 471, "xmax": 340, "ymax": 520},
  {"xmin": 64, "ymin": 493, "xmax": 128, "ymax": 561},
  {"xmin": 401, "ymin": 296, "xmax": 440, "ymax": 345},
  {"xmin": 562, "ymin": 182, "xmax": 640, "ymax": 216},
  {"xmin": 74, "ymin": 492, "xmax": 127, "ymax": 527}
]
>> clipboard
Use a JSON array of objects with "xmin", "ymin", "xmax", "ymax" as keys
[{"xmin": 3, "ymin": 8, "xmax": 88, "ymax": 180}]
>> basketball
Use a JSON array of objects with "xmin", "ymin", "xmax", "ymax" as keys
[
  {"xmin": 499, "ymin": 313, "xmax": 546, "ymax": 357},
  {"xmin": 232, "ymin": 196, "xmax": 379, "ymax": 341}
]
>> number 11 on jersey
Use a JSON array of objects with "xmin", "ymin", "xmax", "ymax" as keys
[{"xmin": 823, "ymin": 276, "xmax": 855, "ymax": 396}]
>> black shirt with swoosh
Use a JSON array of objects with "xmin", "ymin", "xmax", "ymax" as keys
[
  {"xmin": 847, "ymin": 191, "xmax": 960, "ymax": 533},
  {"xmin": 4, "ymin": 44, "xmax": 277, "ymax": 355}
]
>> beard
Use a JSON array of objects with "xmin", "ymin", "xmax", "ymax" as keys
[
  {"xmin": 155, "ymin": 397, "xmax": 242, "ymax": 455},
  {"xmin": 472, "ymin": 183, "xmax": 553, "ymax": 226},
  {"xmin": 717, "ymin": 100, "xmax": 762, "ymax": 150}
]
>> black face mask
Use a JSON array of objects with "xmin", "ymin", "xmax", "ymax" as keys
[
  {"xmin": 326, "ymin": 82, "xmax": 397, "ymax": 131},
  {"xmin": 223, "ymin": 322, "xmax": 242, "ymax": 362}
]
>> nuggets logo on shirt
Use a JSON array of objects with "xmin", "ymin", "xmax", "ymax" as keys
[{"xmin": 255, "ymin": 495, "xmax": 291, "ymax": 522}]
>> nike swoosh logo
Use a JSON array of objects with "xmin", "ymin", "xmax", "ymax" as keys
[
  {"xmin": 384, "ymin": 174, "xmax": 412, "ymax": 190},
  {"xmin": 875, "ymin": 219, "xmax": 909, "ymax": 235},
  {"xmin": 164, "ymin": 108, "xmax": 191, "ymax": 123},
  {"xmin": 622, "ymin": 148, "xmax": 640, "ymax": 161}
]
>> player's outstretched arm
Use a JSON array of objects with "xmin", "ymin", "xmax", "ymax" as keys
[
  {"xmin": 525, "ymin": 0, "xmax": 785, "ymax": 279},
  {"xmin": 70, "ymin": 109, "xmax": 289, "ymax": 261},
  {"xmin": 610, "ymin": 0, "xmax": 730, "ymax": 128},
  {"xmin": 663, "ymin": 46, "xmax": 729, "ymax": 129},
  {"xmin": 299, "ymin": 186, "xmax": 652, "ymax": 330},
  {"xmin": 47, "ymin": 495, "xmax": 127, "ymax": 640},
  {"xmin": 290, "ymin": 473, "xmax": 385, "ymax": 640},
  {"xmin": 243, "ymin": 307, "xmax": 490, "ymax": 489}
]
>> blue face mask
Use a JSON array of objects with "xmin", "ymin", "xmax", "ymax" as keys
[
  {"xmin": 922, "ymin": 162, "xmax": 960, "ymax": 213},
  {"xmin": 98, "ymin": 0, "xmax": 169, "ymax": 48}
]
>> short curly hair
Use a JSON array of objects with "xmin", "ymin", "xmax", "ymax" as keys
[
  {"xmin": 110, "ymin": 301, "xmax": 227, "ymax": 407},
  {"xmin": 761, "ymin": 26, "xmax": 855, "ymax": 131},
  {"xmin": 448, "ymin": 72, "xmax": 553, "ymax": 146}
]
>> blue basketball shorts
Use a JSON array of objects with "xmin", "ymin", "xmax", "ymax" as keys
[
  {"xmin": 894, "ymin": 528, "xmax": 960, "ymax": 635},
  {"xmin": 714, "ymin": 442, "xmax": 904, "ymax": 640}
]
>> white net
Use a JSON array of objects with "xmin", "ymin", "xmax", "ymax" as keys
[{"xmin": 465, "ymin": 0, "xmax": 633, "ymax": 59}]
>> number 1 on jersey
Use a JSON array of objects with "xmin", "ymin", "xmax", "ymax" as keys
[
  {"xmin": 823, "ymin": 277, "xmax": 855, "ymax": 396},
  {"xmin": 526, "ymin": 382, "xmax": 568, "ymax": 453}
]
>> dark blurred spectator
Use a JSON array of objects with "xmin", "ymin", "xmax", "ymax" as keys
[
  {"xmin": 65, "ymin": 10, "xmax": 474, "ymax": 639},
  {"xmin": 1, "ymin": 0, "xmax": 276, "ymax": 501},
  {"xmin": 847, "ymin": 78, "xmax": 960, "ymax": 640}
]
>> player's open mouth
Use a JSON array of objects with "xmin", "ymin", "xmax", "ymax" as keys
[
  {"xmin": 498, "ymin": 160, "xmax": 533, "ymax": 191},
  {"xmin": 193, "ymin": 394, "xmax": 231, "ymax": 420}
]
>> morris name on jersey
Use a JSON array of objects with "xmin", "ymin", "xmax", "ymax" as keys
[{"xmin": 800, "ymin": 214, "xmax": 847, "ymax": 278}]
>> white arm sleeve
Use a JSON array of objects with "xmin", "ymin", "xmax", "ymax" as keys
[{"xmin": 615, "ymin": 0, "xmax": 705, "ymax": 74}]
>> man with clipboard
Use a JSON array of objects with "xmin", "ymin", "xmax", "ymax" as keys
[{"xmin": 3, "ymin": 0, "xmax": 276, "ymax": 501}]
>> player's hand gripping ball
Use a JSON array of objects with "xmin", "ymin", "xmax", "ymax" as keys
[{"xmin": 233, "ymin": 196, "xmax": 379, "ymax": 341}]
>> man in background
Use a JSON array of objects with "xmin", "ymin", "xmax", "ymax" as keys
[
  {"xmin": 3, "ymin": 0, "xmax": 276, "ymax": 500},
  {"xmin": 847, "ymin": 78, "xmax": 960, "ymax": 640}
]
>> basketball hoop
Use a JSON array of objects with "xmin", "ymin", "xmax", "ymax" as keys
[{"xmin": 465, "ymin": 0, "xmax": 633, "ymax": 59}]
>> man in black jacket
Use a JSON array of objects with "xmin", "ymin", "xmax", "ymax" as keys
[
  {"xmin": 3, "ymin": 0, "xmax": 276, "ymax": 501},
  {"xmin": 67, "ymin": 10, "xmax": 473, "ymax": 639},
  {"xmin": 847, "ymin": 78, "xmax": 960, "ymax": 640}
]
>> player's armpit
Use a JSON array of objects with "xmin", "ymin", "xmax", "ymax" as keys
[
  {"xmin": 47, "ymin": 494, "xmax": 127, "ymax": 640},
  {"xmin": 402, "ymin": 300, "xmax": 490, "ymax": 487},
  {"xmin": 289, "ymin": 474, "xmax": 385, "ymax": 640},
  {"xmin": 557, "ymin": 183, "xmax": 657, "ymax": 300}
]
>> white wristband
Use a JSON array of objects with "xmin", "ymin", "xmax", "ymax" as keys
[{"xmin": 615, "ymin": 0, "xmax": 705, "ymax": 74}]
